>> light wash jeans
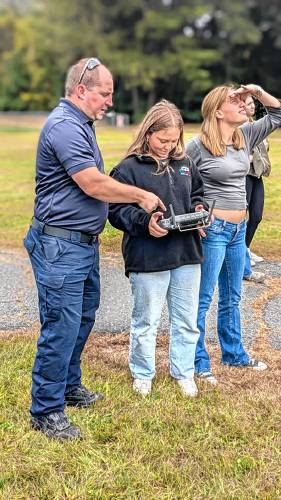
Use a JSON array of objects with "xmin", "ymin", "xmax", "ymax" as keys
[
  {"xmin": 129, "ymin": 264, "xmax": 201, "ymax": 380},
  {"xmin": 196, "ymin": 218, "xmax": 250, "ymax": 373}
]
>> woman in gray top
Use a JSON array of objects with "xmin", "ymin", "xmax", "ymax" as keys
[{"xmin": 186, "ymin": 83, "xmax": 281, "ymax": 385}]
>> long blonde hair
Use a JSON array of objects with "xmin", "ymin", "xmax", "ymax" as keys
[
  {"xmin": 242, "ymin": 94, "xmax": 255, "ymax": 123},
  {"xmin": 126, "ymin": 99, "xmax": 185, "ymax": 161},
  {"xmin": 200, "ymin": 85, "xmax": 245, "ymax": 156}
]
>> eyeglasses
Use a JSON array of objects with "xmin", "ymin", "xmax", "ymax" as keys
[{"xmin": 78, "ymin": 57, "xmax": 101, "ymax": 85}]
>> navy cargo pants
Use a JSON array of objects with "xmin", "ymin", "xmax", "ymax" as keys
[{"xmin": 24, "ymin": 224, "xmax": 100, "ymax": 417}]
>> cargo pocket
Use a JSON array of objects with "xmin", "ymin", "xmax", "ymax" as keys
[
  {"xmin": 35, "ymin": 273, "xmax": 66, "ymax": 382},
  {"xmin": 35, "ymin": 272, "xmax": 86, "ymax": 383},
  {"xmin": 36, "ymin": 272, "xmax": 65, "ymax": 322}
]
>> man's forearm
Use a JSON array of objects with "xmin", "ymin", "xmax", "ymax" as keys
[
  {"xmin": 88, "ymin": 174, "xmax": 148, "ymax": 203},
  {"xmin": 72, "ymin": 168, "xmax": 166, "ymax": 213}
]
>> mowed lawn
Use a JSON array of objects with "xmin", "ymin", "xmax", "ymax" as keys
[
  {"xmin": 0, "ymin": 116, "xmax": 280, "ymax": 257},
  {"xmin": 0, "ymin": 116, "xmax": 281, "ymax": 498}
]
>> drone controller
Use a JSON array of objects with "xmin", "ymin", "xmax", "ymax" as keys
[{"xmin": 158, "ymin": 201, "xmax": 215, "ymax": 232}]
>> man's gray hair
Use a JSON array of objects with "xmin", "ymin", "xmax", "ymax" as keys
[{"xmin": 65, "ymin": 58, "xmax": 102, "ymax": 96}]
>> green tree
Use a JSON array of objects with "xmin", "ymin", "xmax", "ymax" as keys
[
  {"xmin": 189, "ymin": 0, "xmax": 262, "ymax": 85},
  {"xmin": 247, "ymin": 0, "xmax": 281, "ymax": 94},
  {"xmin": 97, "ymin": 0, "xmax": 219, "ymax": 120},
  {"xmin": 0, "ymin": 8, "xmax": 62, "ymax": 110},
  {"xmin": 0, "ymin": 0, "xmax": 279, "ymax": 115}
]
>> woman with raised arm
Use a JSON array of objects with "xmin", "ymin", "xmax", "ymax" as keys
[
  {"xmin": 186, "ymin": 84, "xmax": 281, "ymax": 386},
  {"xmin": 109, "ymin": 100, "xmax": 208, "ymax": 398}
]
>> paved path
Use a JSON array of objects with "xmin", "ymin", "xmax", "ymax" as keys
[{"xmin": 1, "ymin": 249, "xmax": 281, "ymax": 350}]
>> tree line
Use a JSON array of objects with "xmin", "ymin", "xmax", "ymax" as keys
[{"xmin": 0, "ymin": 0, "xmax": 280, "ymax": 122}]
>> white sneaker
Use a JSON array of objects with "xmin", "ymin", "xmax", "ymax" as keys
[
  {"xmin": 243, "ymin": 271, "xmax": 265, "ymax": 284},
  {"xmin": 249, "ymin": 250, "xmax": 264, "ymax": 263},
  {"xmin": 196, "ymin": 371, "xmax": 218, "ymax": 386},
  {"xmin": 133, "ymin": 379, "xmax": 152, "ymax": 396},
  {"xmin": 247, "ymin": 359, "xmax": 268, "ymax": 371},
  {"xmin": 177, "ymin": 378, "xmax": 198, "ymax": 397}
]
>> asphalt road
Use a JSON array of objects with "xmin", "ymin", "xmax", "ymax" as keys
[{"xmin": 1, "ymin": 249, "xmax": 281, "ymax": 350}]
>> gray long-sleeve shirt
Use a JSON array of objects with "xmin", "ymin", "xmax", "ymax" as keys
[{"xmin": 186, "ymin": 107, "xmax": 281, "ymax": 210}]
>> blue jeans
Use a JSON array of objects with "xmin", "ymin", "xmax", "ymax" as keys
[
  {"xmin": 243, "ymin": 247, "xmax": 252, "ymax": 278},
  {"xmin": 196, "ymin": 218, "xmax": 250, "ymax": 373},
  {"xmin": 129, "ymin": 265, "xmax": 201, "ymax": 380},
  {"xmin": 24, "ymin": 225, "xmax": 100, "ymax": 416}
]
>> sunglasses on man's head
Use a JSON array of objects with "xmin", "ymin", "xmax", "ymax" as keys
[{"xmin": 78, "ymin": 58, "xmax": 101, "ymax": 85}]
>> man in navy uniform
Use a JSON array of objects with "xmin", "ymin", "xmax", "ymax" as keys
[{"xmin": 24, "ymin": 58, "xmax": 165, "ymax": 439}]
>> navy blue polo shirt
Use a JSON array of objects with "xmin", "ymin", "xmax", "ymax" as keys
[{"xmin": 34, "ymin": 98, "xmax": 108, "ymax": 234}]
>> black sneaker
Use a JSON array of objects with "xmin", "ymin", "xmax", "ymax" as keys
[
  {"xmin": 31, "ymin": 412, "xmax": 82, "ymax": 440},
  {"xmin": 65, "ymin": 384, "xmax": 104, "ymax": 408}
]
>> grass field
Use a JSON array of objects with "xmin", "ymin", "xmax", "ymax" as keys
[
  {"xmin": 0, "ymin": 116, "xmax": 280, "ymax": 257},
  {"xmin": 0, "ymin": 116, "xmax": 281, "ymax": 498},
  {"xmin": 1, "ymin": 329, "xmax": 281, "ymax": 499}
]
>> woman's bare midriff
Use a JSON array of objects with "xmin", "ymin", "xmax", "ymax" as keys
[{"xmin": 213, "ymin": 208, "xmax": 247, "ymax": 223}]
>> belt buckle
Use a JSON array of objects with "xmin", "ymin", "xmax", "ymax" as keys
[
  {"xmin": 84, "ymin": 234, "xmax": 96, "ymax": 244},
  {"xmin": 89, "ymin": 235, "xmax": 97, "ymax": 244}
]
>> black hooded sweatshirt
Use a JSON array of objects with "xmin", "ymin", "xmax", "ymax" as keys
[{"xmin": 108, "ymin": 154, "xmax": 206, "ymax": 276}]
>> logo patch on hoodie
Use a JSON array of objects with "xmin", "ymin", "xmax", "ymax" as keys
[{"xmin": 179, "ymin": 165, "xmax": 190, "ymax": 176}]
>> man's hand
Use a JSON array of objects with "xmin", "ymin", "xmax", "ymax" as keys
[
  {"xmin": 138, "ymin": 191, "xmax": 166, "ymax": 214},
  {"xmin": 148, "ymin": 212, "xmax": 168, "ymax": 238}
]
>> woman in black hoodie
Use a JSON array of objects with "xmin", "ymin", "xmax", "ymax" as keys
[{"xmin": 109, "ymin": 100, "xmax": 207, "ymax": 397}]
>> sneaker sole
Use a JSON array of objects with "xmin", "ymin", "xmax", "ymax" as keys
[
  {"xmin": 251, "ymin": 255, "xmax": 264, "ymax": 263},
  {"xmin": 132, "ymin": 387, "xmax": 151, "ymax": 396},
  {"xmin": 65, "ymin": 393, "xmax": 104, "ymax": 407},
  {"xmin": 180, "ymin": 390, "xmax": 198, "ymax": 397},
  {"xmin": 195, "ymin": 374, "xmax": 218, "ymax": 386},
  {"xmin": 226, "ymin": 363, "xmax": 268, "ymax": 371}
]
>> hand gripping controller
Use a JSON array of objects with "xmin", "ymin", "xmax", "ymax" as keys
[{"xmin": 158, "ymin": 201, "xmax": 215, "ymax": 232}]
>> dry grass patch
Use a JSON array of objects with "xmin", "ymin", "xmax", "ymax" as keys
[
  {"xmin": 85, "ymin": 330, "xmax": 281, "ymax": 398},
  {"xmin": 1, "ymin": 325, "xmax": 281, "ymax": 498}
]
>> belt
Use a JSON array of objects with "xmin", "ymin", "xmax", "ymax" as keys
[{"xmin": 31, "ymin": 217, "xmax": 98, "ymax": 245}]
